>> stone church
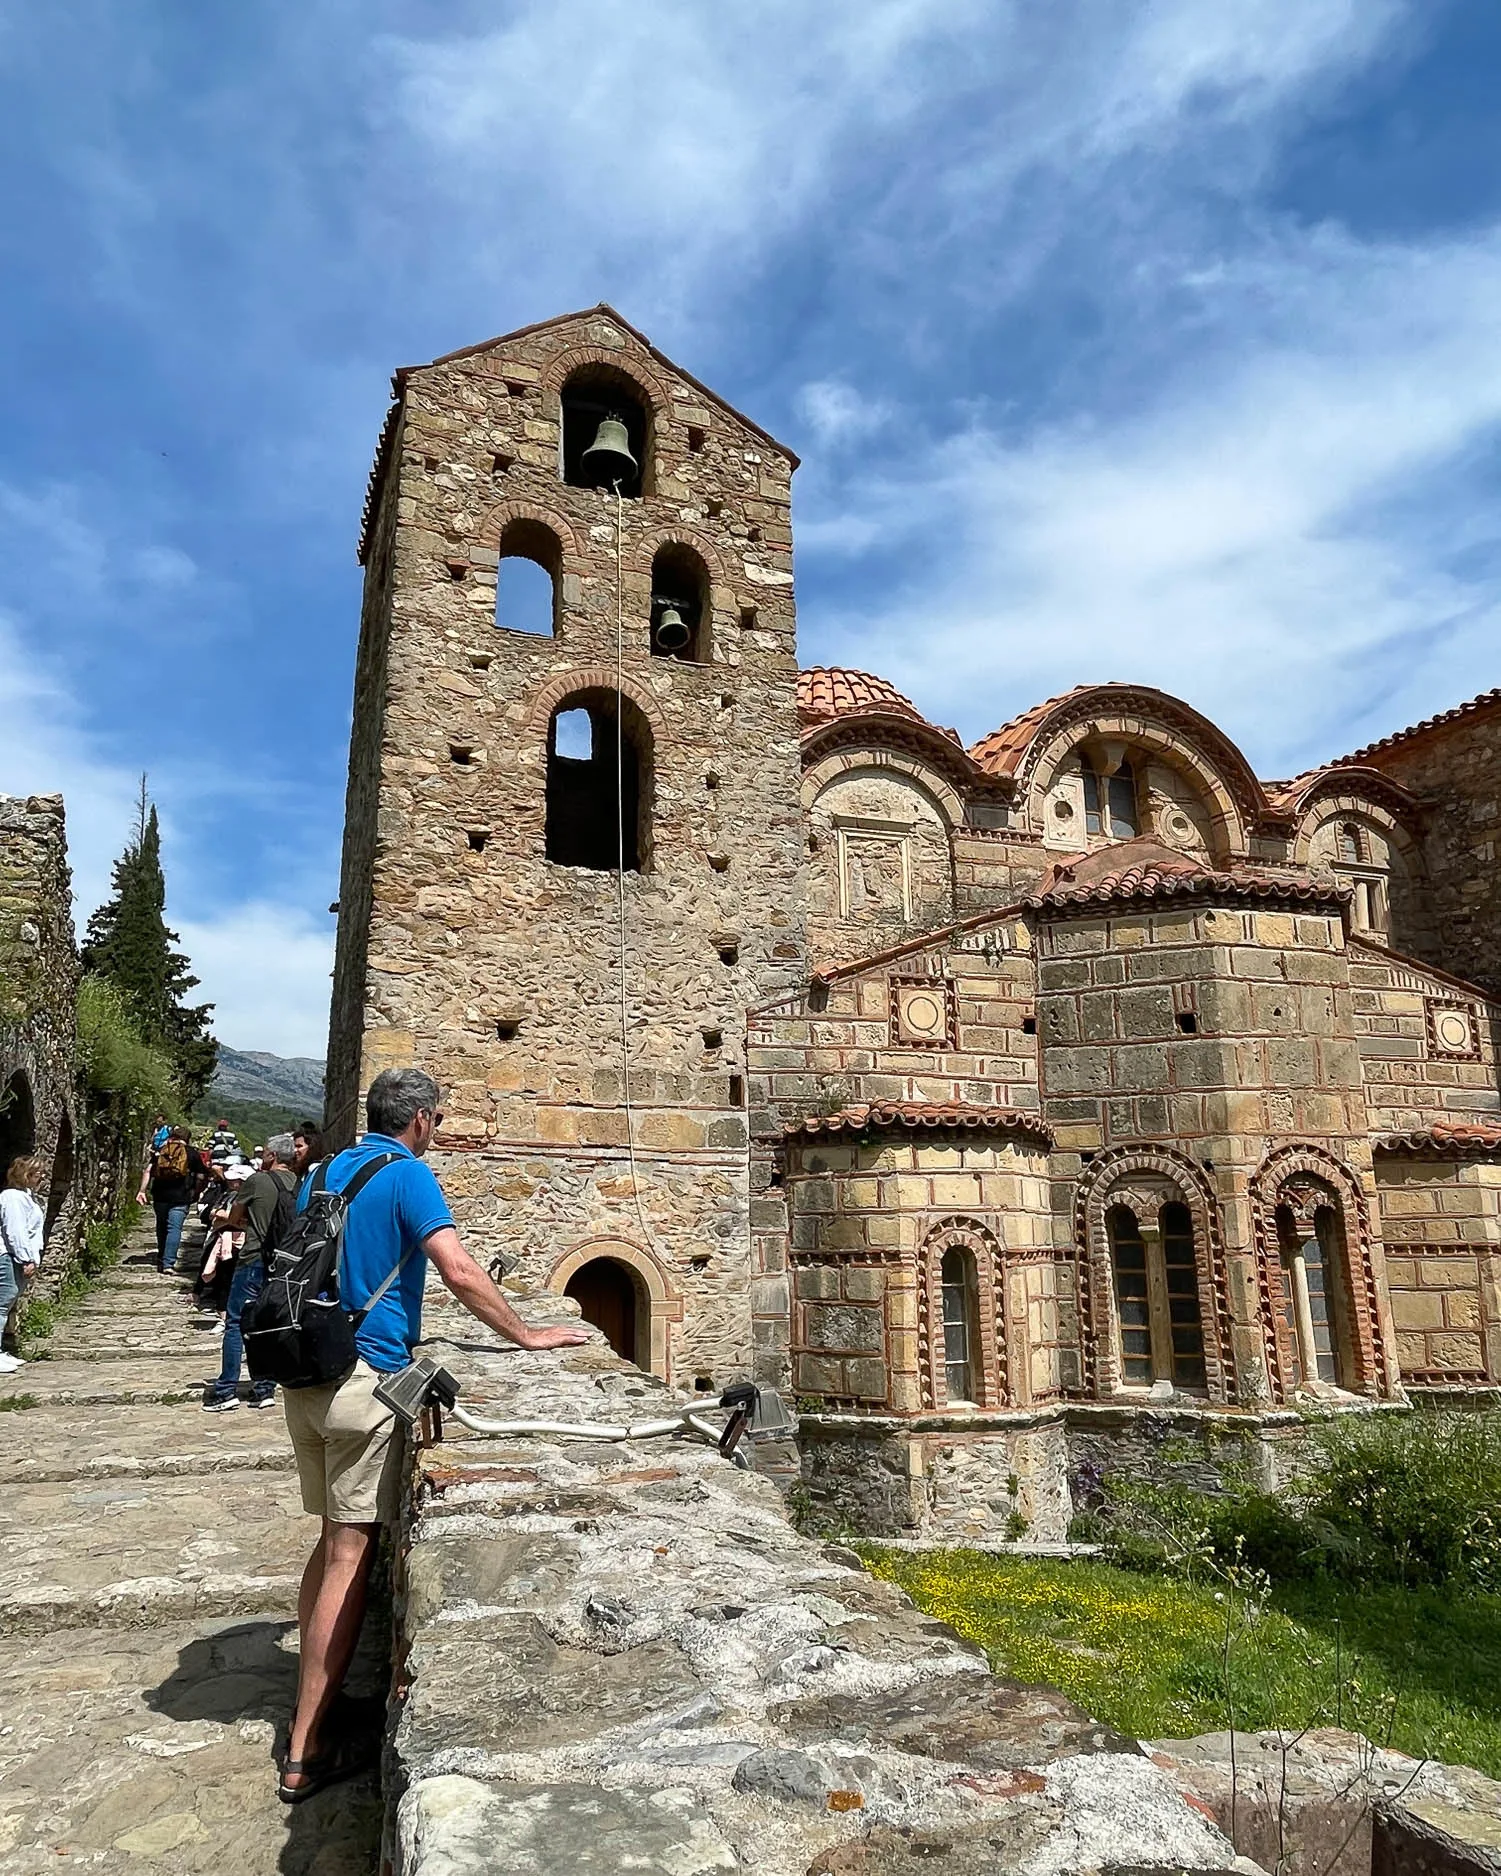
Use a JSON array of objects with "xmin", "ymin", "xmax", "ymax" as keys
[{"xmin": 328, "ymin": 306, "xmax": 1501, "ymax": 1539}]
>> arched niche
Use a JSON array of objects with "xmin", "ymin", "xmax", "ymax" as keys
[
  {"xmin": 803, "ymin": 750, "xmax": 958, "ymax": 935},
  {"xmin": 649, "ymin": 541, "xmax": 711, "ymax": 663},
  {"xmin": 43, "ymin": 1107, "xmax": 74, "ymax": 1240},
  {"xmin": 548, "ymin": 1237, "xmax": 678, "ymax": 1379},
  {"xmin": 559, "ymin": 363, "xmax": 654, "ymax": 499},
  {"xmin": 0, "ymin": 1070, "xmax": 36, "ymax": 1175}
]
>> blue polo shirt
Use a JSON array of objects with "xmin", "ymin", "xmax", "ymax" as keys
[{"xmin": 299, "ymin": 1133, "xmax": 454, "ymax": 1374}]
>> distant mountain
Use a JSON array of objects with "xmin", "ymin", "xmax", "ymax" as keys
[{"xmin": 211, "ymin": 1048, "xmax": 326, "ymax": 1109}]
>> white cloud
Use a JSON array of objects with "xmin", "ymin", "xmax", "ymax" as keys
[
  {"xmin": 803, "ymin": 226, "xmax": 1501, "ymax": 773},
  {"xmin": 175, "ymin": 903, "xmax": 333, "ymax": 1059},
  {"xmin": 796, "ymin": 381, "xmax": 892, "ymax": 444}
]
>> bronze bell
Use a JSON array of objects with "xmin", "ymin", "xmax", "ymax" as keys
[
  {"xmin": 580, "ymin": 412, "xmax": 637, "ymax": 486},
  {"xmin": 653, "ymin": 603, "xmax": 691, "ymax": 652}
]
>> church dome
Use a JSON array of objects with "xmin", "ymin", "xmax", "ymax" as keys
[{"xmin": 798, "ymin": 667, "xmax": 924, "ymax": 723}]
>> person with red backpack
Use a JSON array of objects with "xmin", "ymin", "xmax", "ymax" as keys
[
  {"xmin": 135, "ymin": 1125, "xmax": 204, "ymax": 1274},
  {"xmin": 203, "ymin": 1133, "xmax": 297, "ymax": 1412}
]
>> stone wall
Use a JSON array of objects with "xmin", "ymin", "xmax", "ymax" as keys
[
  {"xmin": 1352, "ymin": 692, "xmax": 1501, "ymax": 1000},
  {"xmin": 1349, "ymin": 942, "xmax": 1501, "ymax": 1134},
  {"xmin": 0, "ymin": 794, "xmax": 83, "ymax": 1273},
  {"xmin": 389, "ymin": 1285, "xmax": 1259, "ymax": 1876},
  {"xmin": 1375, "ymin": 1157, "xmax": 1501, "ymax": 1385}
]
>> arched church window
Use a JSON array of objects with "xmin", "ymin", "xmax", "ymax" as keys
[
  {"xmin": 1276, "ymin": 1195, "xmax": 1352, "ymax": 1387},
  {"xmin": 1108, "ymin": 1199, "xmax": 1205, "ymax": 1391},
  {"xmin": 560, "ymin": 367, "xmax": 649, "ymax": 498},
  {"xmin": 939, "ymin": 1244, "xmax": 979, "ymax": 1403},
  {"xmin": 1338, "ymin": 822, "xmax": 1363, "ymax": 865},
  {"xmin": 545, "ymin": 691, "xmax": 652, "ymax": 872},
  {"xmin": 1081, "ymin": 754, "xmax": 1140, "ymax": 841}
]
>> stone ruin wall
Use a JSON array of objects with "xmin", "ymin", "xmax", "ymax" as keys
[{"xmin": 327, "ymin": 310, "xmax": 808, "ymax": 1391}]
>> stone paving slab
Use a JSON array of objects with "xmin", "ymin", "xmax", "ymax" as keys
[
  {"xmin": 0, "ymin": 1468, "xmax": 307, "ymax": 1634},
  {"xmin": 0, "ymin": 1616, "xmax": 381, "ymax": 1874},
  {"xmin": 0, "ymin": 1356, "xmax": 214, "ymax": 1406},
  {"xmin": 0, "ymin": 1400, "xmax": 294, "ymax": 1487}
]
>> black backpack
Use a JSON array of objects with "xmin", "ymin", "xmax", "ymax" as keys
[{"xmin": 242, "ymin": 1153, "xmax": 407, "ymax": 1389}]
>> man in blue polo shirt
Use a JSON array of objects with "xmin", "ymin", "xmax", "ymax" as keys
[{"xmin": 278, "ymin": 1066, "xmax": 588, "ymax": 1804}]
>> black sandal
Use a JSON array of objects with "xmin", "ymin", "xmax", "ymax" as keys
[{"xmin": 277, "ymin": 1731, "xmax": 379, "ymax": 1805}]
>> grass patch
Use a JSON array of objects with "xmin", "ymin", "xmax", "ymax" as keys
[
  {"xmin": 0, "ymin": 1393, "xmax": 39, "ymax": 1411},
  {"xmin": 857, "ymin": 1546, "xmax": 1501, "ymax": 1777}
]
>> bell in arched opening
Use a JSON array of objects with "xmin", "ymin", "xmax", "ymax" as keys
[
  {"xmin": 651, "ymin": 602, "xmax": 691, "ymax": 653},
  {"xmin": 580, "ymin": 413, "xmax": 638, "ymax": 488}
]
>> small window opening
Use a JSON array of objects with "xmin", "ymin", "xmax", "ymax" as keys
[
  {"xmin": 545, "ymin": 692, "xmax": 651, "ymax": 872},
  {"xmin": 469, "ymin": 652, "xmax": 493, "ymax": 671},
  {"xmin": 467, "ymin": 830, "xmax": 489, "ymax": 852},
  {"xmin": 769, "ymin": 1166, "xmax": 785, "ymax": 1188},
  {"xmin": 1175, "ymin": 1012, "xmax": 1198, "ymax": 1034},
  {"xmin": 705, "ymin": 772, "xmax": 720, "ymax": 791},
  {"xmin": 561, "ymin": 366, "xmax": 648, "ymax": 498},
  {"xmin": 492, "ymin": 452, "xmax": 516, "ymax": 476},
  {"xmin": 720, "ymin": 694, "xmax": 734, "ymax": 711},
  {"xmin": 447, "ymin": 561, "xmax": 468, "ymax": 582},
  {"xmin": 1021, "ymin": 1015, "xmax": 1038, "ymax": 1036},
  {"xmin": 746, "ymin": 525, "xmax": 762, "ymax": 543},
  {"xmin": 739, "ymin": 605, "xmax": 757, "ymax": 629},
  {"xmin": 694, "ymin": 1372, "xmax": 714, "ymax": 1390},
  {"xmin": 702, "ymin": 1028, "xmax": 724, "ymax": 1053},
  {"xmin": 729, "ymin": 1074, "xmax": 745, "ymax": 1107},
  {"xmin": 650, "ymin": 542, "xmax": 710, "ymax": 662},
  {"xmin": 495, "ymin": 518, "xmax": 561, "ymax": 637},
  {"xmin": 939, "ymin": 1246, "xmax": 978, "ymax": 1404},
  {"xmin": 504, "ymin": 379, "xmax": 530, "ymax": 399},
  {"xmin": 708, "ymin": 853, "xmax": 730, "ymax": 873},
  {"xmin": 687, "ymin": 426, "xmax": 706, "ymax": 453},
  {"xmin": 718, "ymin": 942, "xmax": 740, "ymax": 966},
  {"xmin": 449, "ymin": 743, "xmax": 475, "ymax": 767},
  {"xmin": 495, "ymin": 1018, "xmax": 521, "ymax": 1041},
  {"xmin": 706, "ymin": 497, "xmax": 724, "ymax": 517}
]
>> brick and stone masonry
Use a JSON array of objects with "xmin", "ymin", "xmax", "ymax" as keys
[{"xmin": 331, "ymin": 307, "xmax": 1501, "ymax": 1542}]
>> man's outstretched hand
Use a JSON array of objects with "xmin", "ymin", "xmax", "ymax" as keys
[{"xmin": 523, "ymin": 1324, "xmax": 593, "ymax": 1351}]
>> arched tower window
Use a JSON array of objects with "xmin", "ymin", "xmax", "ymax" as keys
[
  {"xmin": 495, "ymin": 518, "xmax": 561, "ymax": 637},
  {"xmin": 1338, "ymin": 822, "xmax": 1363, "ymax": 864},
  {"xmin": 1107, "ymin": 1198, "xmax": 1206, "ymax": 1392},
  {"xmin": 649, "ymin": 543, "xmax": 711, "ymax": 663},
  {"xmin": 545, "ymin": 690, "xmax": 653, "ymax": 872},
  {"xmin": 939, "ymin": 1244, "xmax": 979, "ymax": 1404},
  {"xmin": 560, "ymin": 366, "xmax": 650, "ymax": 498},
  {"xmin": 1275, "ymin": 1191, "xmax": 1353, "ymax": 1388}
]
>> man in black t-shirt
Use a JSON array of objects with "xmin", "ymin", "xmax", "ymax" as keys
[
  {"xmin": 203, "ymin": 1133, "xmax": 297, "ymax": 1412},
  {"xmin": 135, "ymin": 1126, "xmax": 205, "ymax": 1274}
]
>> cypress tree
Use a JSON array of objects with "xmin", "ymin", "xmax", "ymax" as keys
[{"xmin": 83, "ymin": 783, "xmax": 218, "ymax": 1106}]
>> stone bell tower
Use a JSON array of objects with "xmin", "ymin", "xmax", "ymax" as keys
[{"xmin": 327, "ymin": 306, "xmax": 806, "ymax": 1387}]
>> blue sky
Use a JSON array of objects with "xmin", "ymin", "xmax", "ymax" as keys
[{"xmin": 2, "ymin": 1, "xmax": 1498, "ymax": 1055}]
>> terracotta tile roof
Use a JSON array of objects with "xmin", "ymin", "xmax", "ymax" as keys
[
  {"xmin": 798, "ymin": 667, "xmax": 926, "ymax": 723},
  {"xmin": 1373, "ymin": 1121, "xmax": 1501, "ymax": 1158},
  {"xmin": 1331, "ymin": 687, "xmax": 1501, "ymax": 766},
  {"xmin": 785, "ymin": 1102, "xmax": 1054, "ymax": 1146},
  {"xmin": 1022, "ymin": 837, "xmax": 1348, "ymax": 913},
  {"xmin": 969, "ymin": 688, "xmax": 1092, "ymax": 776}
]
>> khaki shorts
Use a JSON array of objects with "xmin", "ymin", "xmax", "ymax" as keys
[{"xmin": 283, "ymin": 1359, "xmax": 407, "ymax": 1526}]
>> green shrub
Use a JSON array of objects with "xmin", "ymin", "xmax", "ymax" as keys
[
  {"xmin": 76, "ymin": 974, "xmax": 177, "ymax": 1124},
  {"xmin": 1305, "ymin": 1410, "xmax": 1501, "ymax": 1591}
]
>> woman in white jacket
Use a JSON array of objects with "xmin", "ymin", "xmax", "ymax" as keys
[{"xmin": 0, "ymin": 1156, "xmax": 44, "ymax": 1372}]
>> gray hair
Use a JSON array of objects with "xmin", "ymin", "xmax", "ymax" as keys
[
  {"xmin": 265, "ymin": 1132, "xmax": 298, "ymax": 1167},
  {"xmin": 366, "ymin": 1067, "xmax": 440, "ymax": 1138}
]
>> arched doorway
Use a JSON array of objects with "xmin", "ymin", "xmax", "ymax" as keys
[
  {"xmin": 0, "ymin": 1071, "xmax": 36, "ymax": 1174},
  {"xmin": 564, "ymin": 1257, "xmax": 642, "ymax": 1365}
]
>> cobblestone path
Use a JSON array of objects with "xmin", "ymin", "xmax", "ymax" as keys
[{"xmin": 0, "ymin": 1217, "xmax": 383, "ymax": 1874}]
